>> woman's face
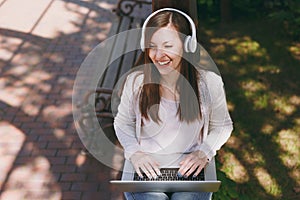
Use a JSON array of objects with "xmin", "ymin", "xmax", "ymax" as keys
[{"xmin": 148, "ymin": 24, "xmax": 183, "ymax": 75}]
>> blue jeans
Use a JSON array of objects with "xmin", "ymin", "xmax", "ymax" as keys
[{"xmin": 124, "ymin": 192, "xmax": 212, "ymax": 200}]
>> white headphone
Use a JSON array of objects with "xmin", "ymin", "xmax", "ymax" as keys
[{"xmin": 140, "ymin": 8, "xmax": 197, "ymax": 53}]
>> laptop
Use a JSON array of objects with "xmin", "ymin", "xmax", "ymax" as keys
[{"xmin": 110, "ymin": 153, "xmax": 221, "ymax": 192}]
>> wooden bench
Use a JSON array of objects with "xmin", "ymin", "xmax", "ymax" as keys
[{"xmin": 78, "ymin": 0, "xmax": 152, "ymax": 155}]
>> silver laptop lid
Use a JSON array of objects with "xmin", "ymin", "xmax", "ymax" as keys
[{"xmin": 110, "ymin": 155, "xmax": 220, "ymax": 192}]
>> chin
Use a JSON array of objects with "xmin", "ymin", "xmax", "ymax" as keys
[
  {"xmin": 155, "ymin": 65, "xmax": 175, "ymax": 75},
  {"xmin": 157, "ymin": 68, "xmax": 174, "ymax": 76}
]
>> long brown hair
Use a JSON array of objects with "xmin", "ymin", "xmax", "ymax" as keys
[{"xmin": 135, "ymin": 11, "xmax": 201, "ymax": 123}]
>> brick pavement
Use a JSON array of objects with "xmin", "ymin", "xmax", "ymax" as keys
[{"xmin": 0, "ymin": 0, "xmax": 126, "ymax": 199}]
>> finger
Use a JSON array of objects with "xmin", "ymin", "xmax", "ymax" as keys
[
  {"xmin": 180, "ymin": 154, "xmax": 204, "ymax": 177},
  {"xmin": 144, "ymin": 156, "xmax": 160, "ymax": 177},
  {"xmin": 190, "ymin": 157, "xmax": 208, "ymax": 176},
  {"xmin": 144, "ymin": 162, "xmax": 157, "ymax": 179},
  {"xmin": 134, "ymin": 165, "xmax": 143, "ymax": 178},
  {"xmin": 140, "ymin": 164, "xmax": 151, "ymax": 179},
  {"xmin": 153, "ymin": 165, "xmax": 161, "ymax": 177},
  {"xmin": 178, "ymin": 156, "xmax": 192, "ymax": 173},
  {"xmin": 193, "ymin": 165, "xmax": 204, "ymax": 177},
  {"xmin": 149, "ymin": 159, "xmax": 161, "ymax": 177},
  {"xmin": 185, "ymin": 162, "xmax": 200, "ymax": 178},
  {"xmin": 179, "ymin": 160, "xmax": 195, "ymax": 177}
]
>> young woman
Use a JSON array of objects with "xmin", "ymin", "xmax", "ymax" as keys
[{"xmin": 114, "ymin": 8, "xmax": 233, "ymax": 200}]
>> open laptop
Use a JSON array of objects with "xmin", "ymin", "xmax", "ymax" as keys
[{"xmin": 110, "ymin": 153, "xmax": 221, "ymax": 192}]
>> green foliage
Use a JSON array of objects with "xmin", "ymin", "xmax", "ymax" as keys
[
  {"xmin": 197, "ymin": 0, "xmax": 220, "ymax": 22},
  {"xmin": 200, "ymin": 11, "xmax": 300, "ymax": 199},
  {"xmin": 266, "ymin": 1, "xmax": 300, "ymax": 38},
  {"xmin": 196, "ymin": 0, "xmax": 300, "ymax": 38},
  {"xmin": 213, "ymin": 171, "xmax": 239, "ymax": 200}
]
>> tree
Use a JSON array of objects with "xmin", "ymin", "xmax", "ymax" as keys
[
  {"xmin": 220, "ymin": 0, "xmax": 232, "ymax": 23},
  {"xmin": 152, "ymin": 0, "xmax": 199, "ymax": 29}
]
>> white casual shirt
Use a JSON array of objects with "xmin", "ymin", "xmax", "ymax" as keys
[{"xmin": 114, "ymin": 69, "xmax": 233, "ymax": 160}]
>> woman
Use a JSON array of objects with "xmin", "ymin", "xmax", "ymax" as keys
[{"xmin": 114, "ymin": 8, "xmax": 233, "ymax": 200}]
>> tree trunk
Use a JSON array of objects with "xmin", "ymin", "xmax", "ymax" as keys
[
  {"xmin": 220, "ymin": 0, "xmax": 232, "ymax": 23},
  {"xmin": 151, "ymin": 0, "xmax": 198, "ymax": 30}
]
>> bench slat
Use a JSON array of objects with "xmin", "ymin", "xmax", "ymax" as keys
[
  {"xmin": 118, "ymin": 17, "xmax": 143, "ymax": 79},
  {"xmin": 100, "ymin": 16, "xmax": 132, "ymax": 89}
]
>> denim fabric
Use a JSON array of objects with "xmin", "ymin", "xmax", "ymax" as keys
[{"xmin": 124, "ymin": 192, "xmax": 212, "ymax": 200}]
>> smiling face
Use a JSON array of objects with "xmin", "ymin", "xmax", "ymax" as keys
[{"xmin": 148, "ymin": 24, "xmax": 183, "ymax": 75}]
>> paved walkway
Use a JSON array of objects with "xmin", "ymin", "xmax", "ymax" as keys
[{"xmin": 0, "ymin": 0, "xmax": 130, "ymax": 199}]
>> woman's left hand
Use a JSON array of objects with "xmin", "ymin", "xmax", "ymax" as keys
[{"xmin": 178, "ymin": 150, "xmax": 208, "ymax": 178}]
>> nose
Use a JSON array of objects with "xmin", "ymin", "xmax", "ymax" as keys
[{"xmin": 155, "ymin": 48, "xmax": 165, "ymax": 59}]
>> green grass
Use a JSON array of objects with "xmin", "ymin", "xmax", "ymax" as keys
[{"xmin": 200, "ymin": 18, "xmax": 300, "ymax": 200}]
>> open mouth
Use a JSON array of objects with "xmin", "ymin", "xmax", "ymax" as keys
[{"xmin": 157, "ymin": 60, "xmax": 171, "ymax": 66}]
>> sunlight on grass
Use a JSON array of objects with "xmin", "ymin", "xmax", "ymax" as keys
[
  {"xmin": 226, "ymin": 135, "xmax": 242, "ymax": 149},
  {"xmin": 274, "ymin": 129, "xmax": 300, "ymax": 169},
  {"xmin": 253, "ymin": 94, "xmax": 269, "ymax": 110},
  {"xmin": 236, "ymin": 39, "xmax": 267, "ymax": 57},
  {"xmin": 290, "ymin": 95, "xmax": 300, "ymax": 106},
  {"xmin": 226, "ymin": 101, "xmax": 235, "ymax": 112},
  {"xmin": 241, "ymin": 79, "xmax": 270, "ymax": 110},
  {"xmin": 241, "ymin": 80, "xmax": 267, "ymax": 92},
  {"xmin": 288, "ymin": 43, "xmax": 300, "ymax": 60},
  {"xmin": 261, "ymin": 123, "xmax": 275, "ymax": 135},
  {"xmin": 210, "ymin": 36, "xmax": 269, "ymax": 60},
  {"xmin": 220, "ymin": 152, "xmax": 249, "ymax": 183},
  {"xmin": 254, "ymin": 167, "xmax": 282, "ymax": 197},
  {"xmin": 243, "ymin": 148, "xmax": 266, "ymax": 166},
  {"xmin": 271, "ymin": 95, "xmax": 297, "ymax": 116},
  {"xmin": 274, "ymin": 124, "xmax": 300, "ymax": 188},
  {"xmin": 289, "ymin": 169, "xmax": 300, "ymax": 188},
  {"xmin": 205, "ymin": 18, "xmax": 300, "ymax": 199},
  {"xmin": 258, "ymin": 65, "xmax": 281, "ymax": 74},
  {"xmin": 229, "ymin": 55, "xmax": 241, "ymax": 62}
]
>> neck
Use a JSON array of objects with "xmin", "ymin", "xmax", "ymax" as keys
[
  {"xmin": 160, "ymin": 70, "xmax": 180, "ymax": 89},
  {"xmin": 160, "ymin": 70, "xmax": 180, "ymax": 100}
]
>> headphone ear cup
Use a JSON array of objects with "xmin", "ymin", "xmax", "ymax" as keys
[
  {"xmin": 189, "ymin": 37, "xmax": 197, "ymax": 53},
  {"xmin": 184, "ymin": 35, "xmax": 192, "ymax": 53}
]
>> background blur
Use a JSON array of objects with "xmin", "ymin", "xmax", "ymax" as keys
[
  {"xmin": 0, "ymin": 0, "xmax": 299, "ymax": 199},
  {"xmin": 196, "ymin": 0, "xmax": 300, "ymax": 199}
]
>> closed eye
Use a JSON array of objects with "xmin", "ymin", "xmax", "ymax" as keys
[{"xmin": 149, "ymin": 43, "xmax": 156, "ymax": 49}]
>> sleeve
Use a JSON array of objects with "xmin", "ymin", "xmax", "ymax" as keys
[
  {"xmin": 113, "ymin": 73, "xmax": 142, "ymax": 159},
  {"xmin": 197, "ymin": 72, "xmax": 233, "ymax": 160}
]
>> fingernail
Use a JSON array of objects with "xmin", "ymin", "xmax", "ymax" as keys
[
  {"xmin": 184, "ymin": 174, "xmax": 188, "ymax": 178},
  {"xmin": 193, "ymin": 174, "xmax": 197, "ymax": 178},
  {"xmin": 177, "ymin": 172, "xmax": 182, "ymax": 178}
]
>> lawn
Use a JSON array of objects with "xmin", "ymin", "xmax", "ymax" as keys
[{"xmin": 200, "ymin": 18, "xmax": 300, "ymax": 200}]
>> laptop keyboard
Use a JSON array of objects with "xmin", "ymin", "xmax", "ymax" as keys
[{"xmin": 134, "ymin": 168, "xmax": 205, "ymax": 181}]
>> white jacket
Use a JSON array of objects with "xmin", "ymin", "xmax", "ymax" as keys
[{"xmin": 114, "ymin": 69, "xmax": 233, "ymax": 160}]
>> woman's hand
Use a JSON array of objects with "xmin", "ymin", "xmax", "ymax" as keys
[
  {"xmin": 130, "ymin": 151, "xmax": 161, "ymax": 179},
  {"xmin": 178, "ymin": 150, "xmax": 208, "ymax": 178}
]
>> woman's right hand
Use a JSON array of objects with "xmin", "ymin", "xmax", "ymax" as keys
[{"xmin": 130, "ymin": 151, "xmax": 161, "ymax": 179}]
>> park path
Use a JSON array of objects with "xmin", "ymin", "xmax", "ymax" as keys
[{"xmin": 0, "ymin": 0, "xmax": 127, "ymax": 199}]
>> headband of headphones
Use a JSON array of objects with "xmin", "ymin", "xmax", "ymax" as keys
[{"xmin": 140, "ymin": 8, "xmax": 197, "ymax": 53}]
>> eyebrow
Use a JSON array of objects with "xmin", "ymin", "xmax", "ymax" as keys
[{"xmin": 149, "ymin": 41, "xmax": 172, "ymax": 45}]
